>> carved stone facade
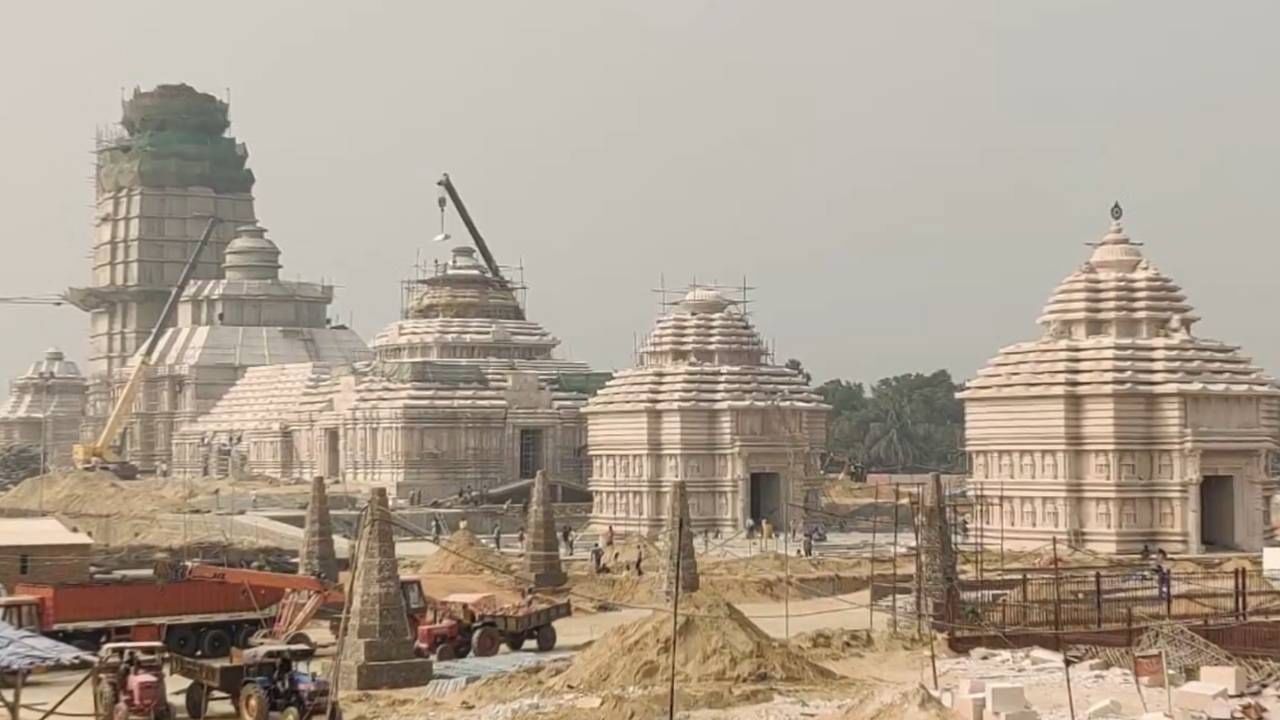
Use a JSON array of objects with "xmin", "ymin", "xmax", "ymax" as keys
[
  {"xmin": 961, "ymin": 208, "xmax": 1280, "ymax": 553},
  {"xmin": 0, "ymin": 349, "xmax": 88, "ymax": 470},
  {"xmin": 586, "ymin": 287, "xmax": 829, "ymax": 535},
  {"xmin": 176, "ymin": 246, "xmax": 603, "ymax": 500}
]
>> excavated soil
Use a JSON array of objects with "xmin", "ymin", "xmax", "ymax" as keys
[
  {"xmin": 549, "ymin": 589, "xmax": 835, "ymax": 690},
  {"xmin": 416, "ymin": 528, "xmax": 516, "ymax": 577},
  {"xmin": 0, "ymin": 470, "xmax": 188, "ymax": 516}
]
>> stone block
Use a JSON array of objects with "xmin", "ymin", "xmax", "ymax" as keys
[
  {"xmin": 1073, "ymin": 658, "xmax": 1108, "ymax": 673},
  {"xmin": 341, "ymin": 658, "xmax": 434, "ymax": 690},
  {"xmin": 1086, "ymin": 698, "xmax": 1121, "ymax": 719},
  {"xmin": 1199, "ymin": 666, "xmax": 1246, "ymax": 696},
  {"xmin": 1028, "ymin": 647, "xmax": 1064, "ymax": 666},
  {"xmin": 985, "ymin": 684, "xmax": 1027, "ymax": 713},
  {"xmin": 1204, "ymin": 699, "xmax": 1233, "ymax": 719},
  {"xmin": 1172, "ymin": 681, "xmax": 1228, "ymax": 713},
  {"xmin": 954, "ymin": 693, "xmax": 985, "ymax": 720}
]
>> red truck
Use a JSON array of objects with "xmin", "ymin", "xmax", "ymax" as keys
[{"xmin": 1, "ymin": 576, "xmax": 289, "ymax": 657}]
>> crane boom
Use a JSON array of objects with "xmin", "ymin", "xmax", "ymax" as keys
[
  {"xmin": 436, "ymin": 173, "xmax": 506, "ymax": 283},
  {"xmin": 74, "ymin": 216, "xmax": 220, "ymax": 474}
]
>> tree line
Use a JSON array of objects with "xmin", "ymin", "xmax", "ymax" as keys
[{"xmin": 790, "ymin": 362, "xmax": 965, "ymax": 473}]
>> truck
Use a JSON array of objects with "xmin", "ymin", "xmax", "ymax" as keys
[
  {"xmin": 1, "ymin": 574, "xmax": 289, "ymax": 656},
  {"xmin": 413, "ymin": 593, "xmax": 571, "ymax": 660},
  {"xmin": 172, "ymin": 644, "xmax": 332, "ymax": 720}
]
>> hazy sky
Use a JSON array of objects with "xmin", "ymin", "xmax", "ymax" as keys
[{"xmin": 2, "ymin": 1, "xmax": 1279, "ymax": 386}]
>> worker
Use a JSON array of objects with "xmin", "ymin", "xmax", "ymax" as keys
[
  {"xmin": 703, "ymin": 528, "xmax": 711, "ymax": 553},
  {"xmin": 802, "ymin": 530, "xmax": 814, "ymax": 558},
  {"xmin": 273, "ymin": 657, "xmax": 294, "ymax": 696},
  {"xmin": 1139, "ymin": 544, "xmax": 1152, "ymax": 562},
  {"xmin": 605, "ymin": 525, "xmax": 615, "ymax": 547},
  {"xmin": 762, "ymin": 517, "xmax": 774, "ymax": 550},
  {"xmin": 431, "ymin": 515, "xmax": 443, "ymax": 544},
  {"xmin": 250, "ymin": 490, "xmax": 258, "ymax": 509},
  {"xmin": 116, "ymin": 651, "xmax": 138, "ymax": 687},
  {"xmin": 517, "ymin": 526, "xmax": 526, "ymax": 550},
  {"xmin": 492, "ymin": 524, "xmax": 502, "ymax": 551},
  {"xmin": 561, "ymin": 525, "xmax": 574, "ymax": 555},
  {"xmin": 745, "ymin": 517, "xmax": 756, "ymax": 540},
  {"xmin": 634, "ymin": 545, "xmax": 644, "ymax": 576},
  {"xmin": 590, "ymin": 542, "xmax": 605, "ymax": 574}
]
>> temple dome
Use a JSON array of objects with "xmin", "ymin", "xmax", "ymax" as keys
[
  {"xmin": 962, "ymin": 208, "xmax": 1277, "ymax": 398},
  {"xmin": 223, "ymin": 224, "xmax": 281, "ymax": 280}
]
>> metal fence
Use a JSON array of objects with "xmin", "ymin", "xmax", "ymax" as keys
[{"xmin": 959, "ymin": 568, "xmax": 1280, "ymax": 633}]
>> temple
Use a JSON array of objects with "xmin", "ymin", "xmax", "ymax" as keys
[
  {"xmin": 961, "ymin": 205, "xmax": 1280, "ymax": 553},
  {"xmin": 585, "ymin": 286, "xmax": 829, "ymax": 535},
  {"xmin": 0, "ymin": 349, "xmax": 88, "ymax": 469},
  {"xmin": 176, "ymin": 244, "xmax": 605, "ymax": 499}
]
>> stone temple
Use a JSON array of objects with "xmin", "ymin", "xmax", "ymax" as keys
[
  {"xmin": 961, "ymin": 206, "xmax": 1279, "ymax": 553},
  {"xmin": 0, "ymin": 349, "xmax": 88, "ymax": 469},
  {"xmin": 585, "ymin": 286, "xmax": 829, "ymax": 535},
  {"xmin": 177, "ymin": 243, "xmax": 605, "ymax": 499}
]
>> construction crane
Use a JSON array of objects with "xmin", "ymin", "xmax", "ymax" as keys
[
  {"xmin": 72, "ymin": 216, "xmax": 220, "ymax": 478},
  {"xmin": 435, "ymin": 172, "xmax": 526, "ymax": 320}
]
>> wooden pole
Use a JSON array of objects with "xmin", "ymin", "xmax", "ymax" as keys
[
  {"xmin": 869, "ymin": 482, "xmax": 880, "ymax": 631},
  {"xmin": 914, "ymin": 486, "xmax": 923, "ymax": 638},
  {"xmin": 892, "ymin": 484, "xmax": 900, "ymax": 635},
  {"xmin": 1052, "ymin": 536, "xmax": 1063, "ymax": 638},
  {"xmin": 1062, "ymin": 657, "xmax": 1077, "ymax": 720},
  {"xmin": 668, "ymin": 515, "xmax": 683, "ymax": 720}
]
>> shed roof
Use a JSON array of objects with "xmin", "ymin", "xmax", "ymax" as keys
[{"xmin": 0, "ymin": 518, "xmax": 93, "ymax": 547}]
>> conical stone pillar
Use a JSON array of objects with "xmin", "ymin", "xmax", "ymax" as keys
[
  {"xmin": 662, "ymin": 479, "xmax": 699, "ymax": 600},
  {"xmin": 523, "ymin": 470, "xmax": 566, "ymax": 588},
  {"xmin": 299, "ymin": 476, "xmax": 338, "ymax": 583},
  {"xmin": 337, "ymin": 487, "xmax": 432, "ymax": 690}
]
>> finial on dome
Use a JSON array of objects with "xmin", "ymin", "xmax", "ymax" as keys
[{"xmin": 1111, "ymin": 201, "xmax": 1123, "ymax": 222}]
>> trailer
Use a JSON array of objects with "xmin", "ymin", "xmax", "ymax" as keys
[
  {"xmin": 171, "ymin": 644, "xmax": 332, "ymax": 720},
  {"xmin": 414, "ymin": 593, "xmax": 571, "ymax": 659},
  {"xmin": 4, "ymin": 577, "xmax": 288, "ymax": 656}
]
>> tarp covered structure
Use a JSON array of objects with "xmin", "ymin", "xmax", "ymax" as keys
[{"xmin": 0, "ymin": 620, "xmax": 91, "ymax": 672}]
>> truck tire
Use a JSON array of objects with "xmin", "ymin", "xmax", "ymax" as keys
[
  {"xmin": 153, "ymin": 702, "xmax": 175, "ymax": 720},
  {"xmin": 234, "ymin": 625, "xmax": 257, "ymax": 648},
  {"xmin": 280, "ymin": 707, "xmax": 301, "ymax": 720},
  {"xmin": 285, "ymin": 631, "xmax": 313, "ymax": 648},
  {"xmin": 434, "ymin": 643, "xmax": 455, "ymax": 662},
  {"xmin": 455, "ymin": 641, "xmax": 471, "ymax": 659},
  {"xmin": 535, "ymin": 624, "xmax": 557, "ymax": 652},
  {"xmin": 472, "ymin": 626, "xmax": 500, "ymax": 658},
  {"xmin": 185, "ymin": 683, "xmax": 209, "ymax": 720},
  {"xmin": 200, "ymin": 628, "xmax": 232, "ymax": 658},
  {"xmin": 239, "ymin": 685, "xmax": 269, "ymax": 720},
  {"xmin": 166, "ymin": 626, "xmax": 198, "ymax": 656},
  {"xmin": 504, "ymin": 632, "xmax": 526, "ymax": 652}
]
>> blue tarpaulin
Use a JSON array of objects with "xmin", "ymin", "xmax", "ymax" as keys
[{"xmin": 0, "ymin": 620, "xmax": 91, "ymax": 672}]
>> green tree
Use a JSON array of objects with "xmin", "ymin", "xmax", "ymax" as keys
[{"xmin": 817, "ymin": 370, "xmax": 963, "ymax": 473}]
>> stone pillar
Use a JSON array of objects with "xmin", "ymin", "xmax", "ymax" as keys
[
  {"xmin": 662, "ymin": 478, "xmax": 699, "ymax": 600},
  {"xmin": 299, "ymin": 476, "xmax": 338, "ymax": 583},
  {"xmin": 337, "ymin": 487, "xmax": 432, "ymax": 690},
  {"xmin": 1186, "ymin": 479, "xmax": 1203, "ymax": 554},
  {"xmin": 523, "ymin": 470, "xmax": 566, "ymax": 588}
]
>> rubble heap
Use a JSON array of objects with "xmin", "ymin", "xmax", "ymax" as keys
[{"xmin": 550, "ymin": 590, "xmax": 832, "ymax": 690}]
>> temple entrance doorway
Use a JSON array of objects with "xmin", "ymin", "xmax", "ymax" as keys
[
  {"xmin": 749, "ymin": 472, "xmax": 783, "ymax": 530},
  {"xmin": 1200, "ymin": 475, "xmax": 1236, "ymax": 549},
  {"xmin": 325, "ymin": 428, "xmax": 340, "ymax": 478}
]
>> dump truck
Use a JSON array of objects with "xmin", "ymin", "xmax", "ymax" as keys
[
  {"xmin": 2, "ymin": 575, "xmax": 288, "ymax": 656},
  {"xmin": 413, "ymin": 593, "xmax": 571, "ymax": 660}
]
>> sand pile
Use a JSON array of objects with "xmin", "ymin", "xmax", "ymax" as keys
[
  {"xmin": 837, "ymin": 685, "xmax": 952, "ymax": 720},
  {"xmin": 417, "ymin": 528, "xmax": 513, "ymax": 576},
  {"xmin": 551, "ymin": 590, "xmax": 834, "ymax": 691},
  {"xmin": 703, "ymin": 552, "xmax": 866, "ymax": 576},
  {"xmin": 0, "ymin": 470, "xmax": 187, "ymax": 516}
]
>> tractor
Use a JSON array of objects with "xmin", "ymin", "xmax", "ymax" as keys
[
  {"xmin": 236, "ymin": 644, "xmax": 332, "ymax": 720},
  {"xmin": 92, "ymin": 642, "xmax": 173, "ymax": 720}
]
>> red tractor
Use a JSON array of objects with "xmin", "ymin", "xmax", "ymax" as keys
[
  {"xmin": 413, "ymin": 593, "xmax": 570, "ymax": 661},
  {"xmin": 92, "ymin": 642, "xmax": 174, "ymax": 720}
]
